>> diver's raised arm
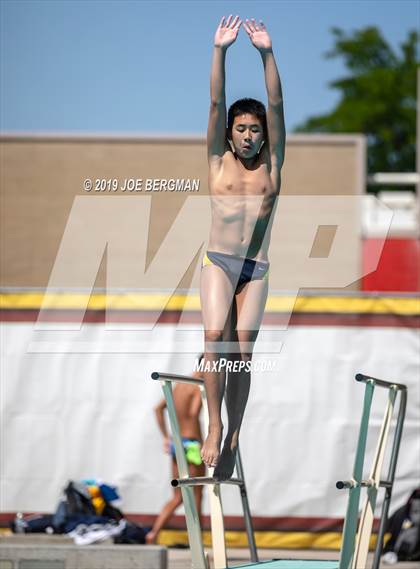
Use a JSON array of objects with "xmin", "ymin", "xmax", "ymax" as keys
[
  {"xmin": 207, "ymin": 15, "xmax": 241, "ymax": 162},
  {"xmin": 244, "ymin": 18, "xmax": 285, "ymax": 168}
]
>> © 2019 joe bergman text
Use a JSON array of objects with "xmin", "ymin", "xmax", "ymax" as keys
[{"xmin": 83, "ymin": 178, "xmax": 200, "ymax": 192}]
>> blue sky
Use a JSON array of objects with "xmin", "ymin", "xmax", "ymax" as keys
[{"xmin": 1, "ymin": 0, "xmax": 418, "ymax": 134}]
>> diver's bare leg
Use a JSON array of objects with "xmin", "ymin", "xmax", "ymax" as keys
[
  {"xmin": 145, "ymin": 458, "xmax": 182, "ymax": 543},
  {"xmin": 200, "ymin": 264, "xmax": 235, "ymax": 468},
  {"xmin": 214, "ymin": 277, "xmax": 268, "ymax": 480}
]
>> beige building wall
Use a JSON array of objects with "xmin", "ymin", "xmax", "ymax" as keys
[{"xmin": 0, "ymin": 134, "xmax": 365, "ymax": 291}]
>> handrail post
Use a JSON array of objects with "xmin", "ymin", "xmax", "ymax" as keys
[
  {"xmin": 337, "ymin": 374, "xmax": 407, "ymax": 569},
  {"xmin": 152, "ymin": 371, "xmax": 258, "ymax": 568}
]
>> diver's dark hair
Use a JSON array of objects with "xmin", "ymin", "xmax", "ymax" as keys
[{"xmin": 227, "ymin": 98, "xmax": 267, "ymax": 140}]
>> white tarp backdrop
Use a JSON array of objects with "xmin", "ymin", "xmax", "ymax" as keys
[{"xmin": 1, "ymin": 315, "xmax": 419, "ymax": 523}]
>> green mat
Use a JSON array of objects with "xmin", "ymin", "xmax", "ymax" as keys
[{"xmin": 235, "ymin": 559, "xmax": 339, "ymax": 569}]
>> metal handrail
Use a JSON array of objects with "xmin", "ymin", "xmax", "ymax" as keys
[{"xmin": 337, "ymin": 374, "xmax": 407, "ymax": 569}]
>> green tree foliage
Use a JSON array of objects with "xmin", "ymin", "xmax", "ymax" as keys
[{"xmin": 295, "ymin": 27, "xmax": 418, "ymax": 176}]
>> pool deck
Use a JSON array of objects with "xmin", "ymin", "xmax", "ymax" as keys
[{"xmin": 168, "ymin": 546, "xmax": 418, "ymax": 569}]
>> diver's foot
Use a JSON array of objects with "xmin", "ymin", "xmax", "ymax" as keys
[
  {"xmin": 213, "ymin": 441, "xmax": 238, "ymax": 481},
  {"xmin": 201, "ymin": 427, "xmax": 223, "ymax": 468},
  {"xmin": 145, "ymin": 530, "xmax": 157, "ymax": 544}
]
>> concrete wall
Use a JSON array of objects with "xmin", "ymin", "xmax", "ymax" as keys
[{"xmin": 0, "ymin": 134, "xmax": 365, "ymax": 290}]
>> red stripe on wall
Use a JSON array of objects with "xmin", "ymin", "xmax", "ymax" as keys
[
  {"xmin": 363, "ymin": 238, "xmax": 420, "ymax": 292},
  {"xmin": 0, "ymin": 512, "xmax": 384, "ymax": 533}
]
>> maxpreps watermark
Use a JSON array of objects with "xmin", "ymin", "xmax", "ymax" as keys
[
  {"xmin": 194, "ymin": 356, "xmax": 278, "ymax": 373},
  {"xmin": 30, "ymin": 195, "xmax": 392, "ymax": 353}
]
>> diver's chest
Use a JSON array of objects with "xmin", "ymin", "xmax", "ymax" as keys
[{"xmin": 221, "ymin": 167, "xmax": 272, "ymax": 195}]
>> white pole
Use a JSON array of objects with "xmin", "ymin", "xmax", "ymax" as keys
[{"xmin": 200, "ymin": 385, "xmax": 229, "ymax": 569}]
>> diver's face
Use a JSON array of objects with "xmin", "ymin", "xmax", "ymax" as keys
[{"xmin": 231, "ymin": 113, "xmax": 264, "ymax": 159}]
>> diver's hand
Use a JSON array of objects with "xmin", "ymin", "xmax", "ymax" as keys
[
  {"xmin": 244, "ymin": 19, "xmax": 272, "ymax": 52},
  {"xmin": 163, "ymin": 436, "xmax": 172, "ymax": 454},
  {"xmin": 214, "ymin": 15, "xmax": 242, "ymax": 50}
]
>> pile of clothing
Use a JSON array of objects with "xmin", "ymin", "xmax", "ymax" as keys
[
  {"xmin": 382, "ymin": 487, "xmax": 420, "ymax": 564},
  {"xmin": 10, "ymin": 479, "xmax": 147, "ymax": 545}
]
